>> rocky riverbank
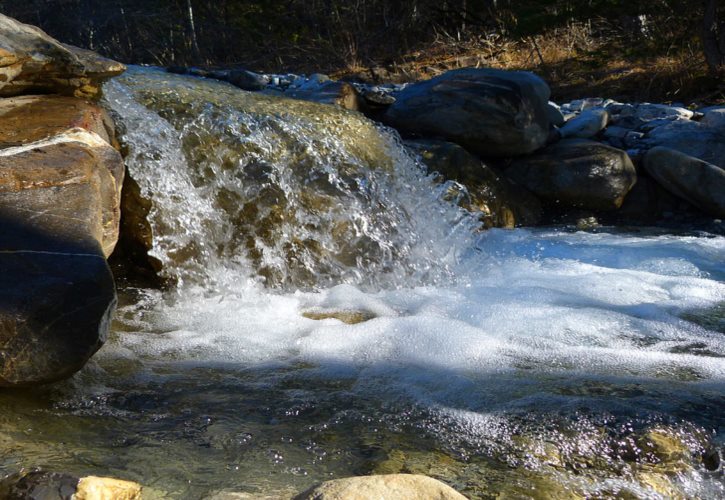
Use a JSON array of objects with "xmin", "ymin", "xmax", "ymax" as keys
[{"xmin": 168, "ymin": 64, "xmax": 724, "ymax": 232}]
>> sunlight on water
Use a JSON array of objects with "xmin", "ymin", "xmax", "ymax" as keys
[{"xmin": 0, "ymin": 67, "xmax": 722, "ymax": 499}]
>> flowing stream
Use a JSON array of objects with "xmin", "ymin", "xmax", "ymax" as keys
[{"xmin": 1, "ymin": 67, "xmax": 724, "ymax": 499}]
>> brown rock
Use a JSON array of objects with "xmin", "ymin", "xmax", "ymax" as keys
[
  {"xmin": 294, "ymin": 474, "xmax": 467, "ymax": 500},
  {"xmin": 0, "ymin": 13, "xmax": 125, "ymax": 98},
  {"xmin": 0, "ymin": 95, "xmax": 116, "ymax": 148},
  {"xmin": 0, "ymin": 132, "xmax": 121, "ymax": 386},
  {"xmin": 75, "ymin": 476, "xmax": 143, "ymax": 500}
]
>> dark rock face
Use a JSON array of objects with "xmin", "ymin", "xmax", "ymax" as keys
[
  {"xmin": 384, "ymin": 68, "xmax": 551, "ymax": 158},
  {"xmin": 506, "ymin": 139, "xmax": 637, "ymax": 211},
  {"xmin": 643, "ymin": 147, "xmax": 725, "ymax": 218},
  {"xmin": 406, "ymin": 139, "xmax": 541, "ymax": 227},
  {"xmin": 0, "ymin": 139, "xmax": 119, "ymax": 386},
  {"xmin": 0, "ymin": 13, "xmax": 125, "ymax": 98}
]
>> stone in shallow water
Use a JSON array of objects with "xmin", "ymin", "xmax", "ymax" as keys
[
  {"xmin": 0, "ymin": 471, "xmax": 142, "ymax": 500},
  {"xmin": 302, "ymin": 309, "xmax": 375, "ymax": 324},
  {"xmin": 75, "ymin": 476, "xmax": 143, "ymax": 500},
  {"xmin": 294, "ymin": 474, "xmax": 467, "ymax": 500}
]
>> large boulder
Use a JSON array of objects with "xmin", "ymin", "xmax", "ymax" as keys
[
  {"xmin": 643, "ymin": 147, "xmax": 725, "ymax": 218},
  {"xmin": 384, "ymin": 68, "xmax": 551, "ymax": 157},
  {"xmin": 294, "ymin": 474, "xmax": 467, "ymax": 500},
  {"xmin": 505, "ymin": 139, "xmax": 637, "ymax": 211},
  {"xmin": 0, "ymin": 13, "xmax": 125, "ymax": 98},
  {"xmin": 0, "ymin": 94, "xmax": 124, "ymax": 386},
  {"xmin": 406, "ymin": 139, "xmax": 541, "ymax": 227},
  {"xmin": 0, "ymin": 95, "xmax": 124, "ymax": 255}
]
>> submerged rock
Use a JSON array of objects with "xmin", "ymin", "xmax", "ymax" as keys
[
  {"xmin": 406, "ymin": 139, "xmax": 541, "ymax": 227},
  {"xmin": 384, "ymin": 68, "xmax": 551, "ymax": 157},
  {"xmin": 0, "ymin": 471, "xmax": 142, "ymax": 499},
  {"xmin": 302, "ymin": 309, "xmax": 376, "ymax": 324},
  {"xmin": 294, "ymin": 474, "xmax": 467, "ymax": 500},
  {"xmin": 643, "ymin": 147, "xmax": 725, "ymax": 218},
  {"xmin": 506, "ymin": 139, "xmax": 636, "ymax": 211},
  {"xmin": 0, "ymin": 13, "xmax": 124, "ymax": 98}
]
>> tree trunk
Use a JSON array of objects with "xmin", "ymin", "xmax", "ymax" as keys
[
  {"xmin": 702, "ymin": 0, "xmax": 725, "ymax": 75},
  {"xmin": 186, "ymin": 0, "xmax": 202, "ymax": 64}
]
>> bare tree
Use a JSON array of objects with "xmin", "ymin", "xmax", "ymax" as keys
[
  {"xmin": 186, "ymin": 0, "xmax": 202, "ymax": 64},
  {"xmin": 702, "ymin": 0, "xmax": 725, "ymax": 75}
]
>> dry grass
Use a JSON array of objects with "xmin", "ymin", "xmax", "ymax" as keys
[{"xmin": 333, "ymin": 22, "xmax": 725, "ymax": 105}]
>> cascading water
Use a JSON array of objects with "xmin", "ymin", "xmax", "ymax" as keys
[{"xmin": 0, "ymin": 67, "xmax": 723, "ymax": 499}]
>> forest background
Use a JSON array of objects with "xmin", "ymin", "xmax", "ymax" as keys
[{"xmin": 2, "ymin": 0, "xmax": 724, "ymax": 103}]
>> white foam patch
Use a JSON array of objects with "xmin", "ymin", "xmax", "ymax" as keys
[{"xmin": 108, "ymin": 229, "xmax": 725, "ymax": 400}]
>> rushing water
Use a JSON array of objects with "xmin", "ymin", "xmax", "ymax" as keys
[{"xmin": 1, "ymin": 67, "xmax": 724, "ymax": 499}]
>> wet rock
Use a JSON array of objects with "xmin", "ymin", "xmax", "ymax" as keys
[
  {"xmin": 285, "ymin": 81, "xmax": 362, "ymax": 111},
  {"xmin": 634, "ymin": 472, "xmax": 686, "ymax": 500},
  {"xmin": 406, "ymin": 139, "xmax": 541, "ymax": 227},
  {"xmin": 0, "ymin": 13, "xmax": 125, "ymax": 98},
  {"xmin": 0, "ymin": 130, "xmax": 121, "ymax": 386},
  {"xmin": 384, "ymin": 68, "xmax": 551, "ymax": 157},
  {"xmin": 506, "ymin": 139, "xmax": 637, "ymax": 211},
  {"xmin": 0, "ymin": 470, "xmax": 78, "ymax": 499},
  {"xmin": 302, "ymin": 309, "xmax": 376, "ymax": 324},
  {"xmin": 0, "ymin": 471, "xmax": 142, "ymax": 500},
  {"xmin": 75, "ymin": 476, "xmax": 142, "ymax": 500},
  {"xmin": 643, "ymin": 147, "xmax": 725, "ymax": 218},
  {"xmin": 227, "ymin": 69, "xmax": 270, "ymax": 91},
  {"xmin": 616, "ymin": 174, "xmax": 700, "ymax": 223},
  {"xmin": 558, "ymin": 109, "xmax": 609, "ymax": 139},
  {"xmin": 294, "ymin": 474, "xmax": 467, "ymax": 500}
]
